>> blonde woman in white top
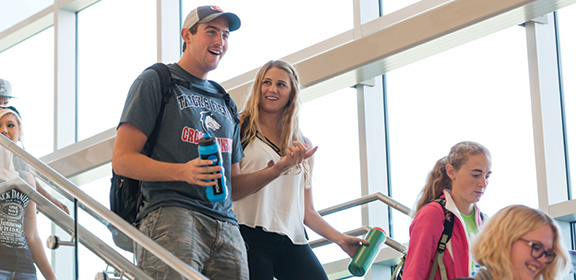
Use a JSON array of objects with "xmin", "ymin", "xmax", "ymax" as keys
[{"xmin": 232, "ymin": 60, "xmax": 366, "ymax": 280}]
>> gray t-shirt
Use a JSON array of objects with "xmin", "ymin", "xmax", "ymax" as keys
[
  {"xmin": 119, "ymin": 63, "xmax": 243, "ymax": 224},
  {"xmin": 0, "ymin": 188, "xmax": 35, "ymax": 273}
]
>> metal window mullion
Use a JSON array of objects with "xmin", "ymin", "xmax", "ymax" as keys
[{"xmin": 525, "ymin": 13, "xmax": 569, "ymax": 209}]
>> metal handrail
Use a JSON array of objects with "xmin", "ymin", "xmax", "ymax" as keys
[
  {"xmin": 310, "ymin": 192, "xmax": 411, "ymax": 255},
  {"xmin": 0, "ymin": 136, "xmax": 208, "ymax": 280},
  {"xmin": 318, "ymin": 192, "xmax": 412, "ymax": 217},
  {"xmin": 309, "ymin": 226, "xmax": 407, "ymax": 254},
  {"xmin": 0, "ymin": 178, "xmax": 152, "ymax": 280},
  {"xmin": 309, "ymin": 227, "xmax": 372, "ymax": 248}
]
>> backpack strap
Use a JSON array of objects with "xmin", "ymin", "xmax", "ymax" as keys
[
  {"xmin": 143, "ymin": 62, "xmax": 172, "ymax": 156},
  {"xmin": 391, "ymin": 254, "xmax": 406, "ymax": 280},
  {"xmin": 209, "ymin": 80, "xmax": 240, "ymax": 125},
  {"xmin": 111, "ymin": 63, "xmax": 172, "ymax": 224},
  {"xmin": 429, "ymin": 198, "xmax": 455, "ymax": 280}
]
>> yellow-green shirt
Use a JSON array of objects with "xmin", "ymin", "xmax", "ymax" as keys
[{"xmin": 461, "ymin": 208, "xmax": 482, "ymax": 275}]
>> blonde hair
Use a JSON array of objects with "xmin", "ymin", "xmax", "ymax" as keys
[
  {"xmin": 240, "ymin": 60, "xmax": 304, "ymax": 151},
  {"xmin": 0, "ymin": 107, "xmax": 23, "ymax": 142},
  {"xmin": 240, "ymin": 60, "xmax": 309, "ymax": 176},
  {"xmin": 414, "ymin": 141, "xmax": 490, "ymax": 215},
  {"xmin": 472, "ymin": 205, "xmax": 569, "ymax": 279}
]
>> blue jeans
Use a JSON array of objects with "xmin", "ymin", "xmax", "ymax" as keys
[
  {"xmin": 240, "ymin": 225, "xmax": 329, "ymax": 280},
  {"xmin": 135, "ymin": 207, "xmax": 249, "ymax": 280},
  {"xmin": 0, "ymin": 270, "xmax": 37, "ymax": 280}
]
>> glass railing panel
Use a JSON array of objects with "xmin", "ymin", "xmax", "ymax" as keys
[
  {"xmin": 312, "ymin": 207, "xmax": 363, "ymax": 264},
  {"xmin": 0, "ymin": 176, "xmax": 152, "ymax": 280},
  {"xmin": 2, "ymin": 133, "xmax": 417, "ymax": 279},
  {"xmin": 0, "ymin": 135, "xmax": 206, "ymax": 280}
]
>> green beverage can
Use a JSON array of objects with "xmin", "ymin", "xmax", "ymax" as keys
[{"xmin": 348, "ymin": 227, "xmax": 386, "ymax": 276}]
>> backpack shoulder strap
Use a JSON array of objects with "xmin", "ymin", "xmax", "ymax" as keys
[
  {"xmin": 434, "ymin": 198, "xmax": 455, "ymax": 243},
  {"xmin": 208, "ymin": 80, "xmax": 240, "ymax": 125},
  {"xmin": 148, "ymin": 63, "xmax": 172, "ymax": 101},
  {"xmin": 143, "ymin": 62, "xmax": 172, "ymax": 156},
  {"xmin": 208, "ymin": 80, "xmax": 226, "ymax": 94},
  {"xmin": 391, "ymin": 254, "xmax": 406, "ymax": 280},
  {"xmin": 480, "ymin": 212, "xmax": 488, "ymax": 222},
  {"xmin": 429, "ymin": 198, "xmax": 455, "ymax": 280}
]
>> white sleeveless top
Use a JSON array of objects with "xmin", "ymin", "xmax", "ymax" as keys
[
  {"xmin": 0, "ymin": 146, "xmax": 19, "ymax": 181},
  {"xmin": 233, "ymin": 136, "xmax": 311, "ymax": 245}
]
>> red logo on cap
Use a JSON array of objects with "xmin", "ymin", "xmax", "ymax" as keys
[{"xmin": 210, "ymin": 6, "xmax": 224, "ymax": 12}]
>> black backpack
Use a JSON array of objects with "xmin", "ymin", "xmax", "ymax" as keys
[
  {"xmin": 392, "ymin": 198, "xmax": 455, "ymax": 280},
  {"xmin": 108, "ymin": 63, "xmax": 173, "ymax": 252}
]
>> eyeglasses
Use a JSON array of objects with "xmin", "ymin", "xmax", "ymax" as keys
[{"xmin": 517, "ymin": 238, "xmax": 556, "ymax": 264}]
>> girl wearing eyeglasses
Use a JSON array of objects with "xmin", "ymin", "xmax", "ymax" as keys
[{"xmin": 471, "ymin": 205, "xmax": 570, "ymax": 280}]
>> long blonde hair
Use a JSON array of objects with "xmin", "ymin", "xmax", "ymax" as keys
[
  {"xmin": 414, "ymin": 141, "xmax": 490, "ymax": 215},
  {"xmin": 240, "ymin": 60, "xmax": 309, "ymax": 176},
  {"xmin": 240, "ymin": 60, "xmax": 304, "ymax": 151},
  {"xmin": 472, "ymin": 205, "xmax": 569, "ymax": 279}
]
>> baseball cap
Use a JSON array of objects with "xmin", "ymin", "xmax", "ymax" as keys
[
  {"xmin": 0, "ymin": 79, "xmax": 13, "ymax": 98},
  {"xmin": 183, "ymin": 6, "xmax": 241, "ymax": 32}
]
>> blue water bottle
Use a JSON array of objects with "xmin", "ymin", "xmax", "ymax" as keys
[{"xmin": 198, "ymin": 132, "xmax": 228, "ymax": 202}]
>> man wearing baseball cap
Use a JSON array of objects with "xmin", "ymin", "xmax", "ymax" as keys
[
  {"xmin": 113, "ymin": 5, "xmax": 309, "ymax": 280},
  {"xmin": 0, "ymin": 78, "xmax": 13, "ymax": 106}
]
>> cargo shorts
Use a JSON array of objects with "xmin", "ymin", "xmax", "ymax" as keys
[{"xmin": 135, "ymin": 206, "xmax": 249, "ymax": 280}]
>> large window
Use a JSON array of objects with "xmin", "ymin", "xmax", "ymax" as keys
[
  {"xmin": 557, "ymin": 5, "xmax": 576, "ymax": 198},
  {"xmin": 381, "ymin": 0, "xmax": 421, "ymax": 16},
  {"xmin": 0, "ymin": 27, "xmax": 54, "ymax": 157},
  {"xmin": 181, "ymin": 0, "xmax": 354, "ymax": 84},
  {"xmin": 0, "ymin": 0, "xmax": 52, "ymax": 32},
  {"xmin": 4, "ymin": 0, "xmax": 576, "ymax": 278},
  {"xmin": 77, "ymin": 0, "xmax": 156, "ymax": 141},
  {"xmin": 301, "ymin": 87, "xmax": 362, "ymax": 263},
  {"xmin": 386, "ymin": 25, "xmax": 536, "ymax": 242}
]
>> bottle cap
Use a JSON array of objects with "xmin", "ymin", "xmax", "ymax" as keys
[{"xmin": 372, "ymin": 227, "xmax": 386, "ymax": 234}]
